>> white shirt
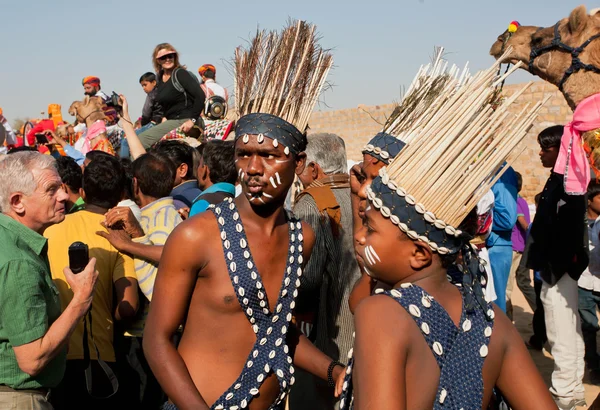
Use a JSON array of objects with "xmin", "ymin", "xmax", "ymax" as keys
[
  {"xmin": 476, "ymin": 190, "xmax": 497, "ymax": 302},
  {"xmin": 0, "ymin": 117, "xmax": 17, "ymax": 145},
  {"xmin": 203, "ymin": 79, "xmax": 228, "ymax": 101},
  {"xmin": 578, "ymin": 215, "xmax": 600, "ymax": 292}
]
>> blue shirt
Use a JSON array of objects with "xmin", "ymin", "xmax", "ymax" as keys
[
  {"xmin": 487, "ymin": 165, "xmax": 518, "ymax": 248},
  {"xmin": 171, "ymin": 180, "xmax": 202, "ymax": 210},
  {"xmin": 63, "ymin": 144, "xmax": 86, "ymax": 166},
  {"xmin": 189, "ymin": 182, "xmax": 236, "ymax": 217}
]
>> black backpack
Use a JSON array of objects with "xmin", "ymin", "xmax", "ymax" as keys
[{"xmin": 172, "ymin": 67, "xmax": 201, "ymax": 107}]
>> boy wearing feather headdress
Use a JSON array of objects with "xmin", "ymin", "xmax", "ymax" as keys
[{"xmin": 337, "ymin": 57, "xmax": 556, "ymax": 409}]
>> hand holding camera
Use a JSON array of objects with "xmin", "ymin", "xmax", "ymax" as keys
[{"xmin": 64, "ymin": 242, "xmax": 98, "ymax": 313}]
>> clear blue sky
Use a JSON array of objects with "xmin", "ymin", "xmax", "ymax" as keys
[{"xmin": 0, "ymin": 0, "xmax": 585, "ymax": 123}]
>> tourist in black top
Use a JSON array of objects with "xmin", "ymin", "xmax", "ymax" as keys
[{"xmin": 137, "ymin": 43, "xmax": 205, "ymax": 149}]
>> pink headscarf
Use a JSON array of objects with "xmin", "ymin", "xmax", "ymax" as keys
[
  {"xmin": 554, "ymin": 93, "xmax": 600, "ymax": 195},
  {"xmin": 77, "ymin": 121, "xmax": 106, "ymax": 155}
]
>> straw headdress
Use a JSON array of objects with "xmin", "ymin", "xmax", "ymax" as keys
[
  {"xmin": 367, "ymin": 50, "xmax": 546, "ymax": 256},
  {"xmin": 362, "ymin": 47, "xmax": 472, "ymax": 164},
  {"xmin": 233, "ymin": 20, "xmax": 333, "ymax": 156}
]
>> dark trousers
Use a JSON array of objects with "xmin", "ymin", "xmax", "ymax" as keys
[
  {"xmin": 529, "ymin": 280, "xmax": 548, "ymax": 347},
  {"xmin": 50, "ymin": 360, "xmax": 122, "ymax": 410},
  {"xmin": 516, "ymin": 262, "xmax": 538, "ymax": 313},
  {"xmin": 578, "ymin": 287, "xmax": 600, "ymax": 369},
  {"xmin": 115, "ymin": 336, "xmax": 165, "ymax": 409}
]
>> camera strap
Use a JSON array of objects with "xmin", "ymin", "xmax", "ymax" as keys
[{"xmin": 82, "ymin": 308, "xmax": 119, "ymax": 398}]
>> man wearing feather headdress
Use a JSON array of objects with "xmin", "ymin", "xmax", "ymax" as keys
[{"xmin": 143, "ymin": 21, "xmax": 344, "ymax": 410}]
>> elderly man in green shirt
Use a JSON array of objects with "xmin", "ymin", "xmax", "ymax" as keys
[{"xmin": 0, "ymin": 152, "xmax": 98, "ymax": 409}]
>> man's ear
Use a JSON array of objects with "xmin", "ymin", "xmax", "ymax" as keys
[
  {"xmin": 133, "ymin": 177, "xmax": 140, "ymax": 196},
  {"xmin": 409, "ymin": 241, "xmax": 433, "ymax": 271},
  {"xmin": 9, "ymin": 192, "xmax": 26, "ymax": 215},
  {"xmin": 295, "ymin": 152, "xmax": 307, "ymax": 176},
  {"xmin": 311, "ymin": 162, "xmax": 321, "ymax": 180},
  {"xmin": 179, "ymin": 163, "xmax": 188, "ymax": 179}
]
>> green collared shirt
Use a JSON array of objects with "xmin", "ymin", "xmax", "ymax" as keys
[
  {"xmin": 0, "ymin": 214, "xmax": 65, "ymax": 389},
  {"xmin": 69, "ymin": 197, "xmax": 86, "ymax": 214}
]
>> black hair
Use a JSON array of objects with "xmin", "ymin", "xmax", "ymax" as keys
[
  {"xmin": 588, "ymin": 179, "xmax": 600, "ymax": 201},
  {"xmin": 120, "ymin": 158, "xmax": 134, "ymax": 200},
  {"xmin": 85, "ymin": 150, "xmax": 113, "ymax": 163},
  {"xmin": 132, "ymin": 152, "xmax": 175, "ymax": 199},
  {"xmin": 139, "ymin": 72, "xmax": 156, "ymax": 83},
  {"xmin": 202, "ymin": 140, "xmax": 237, "ymax": 184},
  {"xmin": 153, "ymin": 140, "xmax": 196, "ymax": 181},
  {"xmin": 515, "ymin": 171, "xmax": 523, "ymax": 193},
  {"xmin": 440, "ymin": 207, "xmax": 479, "ymax": 268},
  {"xmin": 537, "ymin": 125, "xmax": 563, "ymax": 150},
  {"xmin": 56, "ymin": 156, "xmax": 83, "ymax": 193},
  {"xmin": 8, "ymin": 146, "xmax": 37, "ymax": 154},
  {"xmin": 83, "ymin": 155, "xmax": 125, "ymax": 209},
  {"xmin": 203, "ymin": 69, "xmax": 216, "ymax": 80},
  {"xmin": 534, "ymin": 193, "xmax": 542, "ymax": 206}
]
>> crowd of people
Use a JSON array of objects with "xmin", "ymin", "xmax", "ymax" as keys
[{"xmin": 0, "ymin": 26, "xmax": 599, "ymax": 410}]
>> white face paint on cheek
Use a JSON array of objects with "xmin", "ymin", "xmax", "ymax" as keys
[
  {"xmin": 365, "ymin": 205, "xmax": 372, "ymax": 212},
  {"xmin": 364, "ymin": 246, "xmax": 375, "ymax": 266},
  {"xmin": 367, "ymin": 245, "xmax": 381, "ymax": 263},
  {"xmin": 364, "ymin": 245, "xmax": 381, "ymax": 267},
  {"xmin": 268, "ymin": 172, "xmax": 284, "ymax": 190}
]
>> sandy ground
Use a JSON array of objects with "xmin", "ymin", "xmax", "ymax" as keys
[{"xmin": 511, "ymin": 281, "xmax": 600, "ymax": 408}]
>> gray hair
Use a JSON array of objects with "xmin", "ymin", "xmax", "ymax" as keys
[
  {"xmin": 305, "ymin": 133, "xmax": 348, "ymax": 175},
  {"xmin": 0, "ymin": 152, "xmax": 57, "ymax": 212}
]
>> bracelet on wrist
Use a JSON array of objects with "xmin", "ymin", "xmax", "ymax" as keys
[{"xmin": 327, "ymin": 360, "xmax": 345, "ymax": 387}]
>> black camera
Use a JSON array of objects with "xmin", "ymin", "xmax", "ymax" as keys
[
  {"xmin": 106, "ymin": 92, "xmax": 123, "ymax": 114},
  {"xmin": 34, "ymin": 132, "xmax": 49, "ymax": 145},
  {"xmin": 68, "ymin": 242, "xmax": 89, "ymax": 274}
]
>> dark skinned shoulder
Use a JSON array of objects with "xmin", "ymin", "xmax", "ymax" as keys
[{"xmin": 164, "ymin": 210, "xmax": 220, "ymax": 272}]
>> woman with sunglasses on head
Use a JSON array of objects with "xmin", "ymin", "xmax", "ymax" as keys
[{"xmin": 137, "ymin": 43, "xmax": 206, "ymax": 149}]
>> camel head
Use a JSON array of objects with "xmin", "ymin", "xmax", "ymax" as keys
[
  {"xmin": 490, "ymin": 23, "xmax": 541, "ymax": 67},
  {"xmin": 491, "ymin": 5, "xmax": 600, "ymax": 109},
  {"xmin": 68, "ymin": 96, "xmax": 107, "ymax": 127}
]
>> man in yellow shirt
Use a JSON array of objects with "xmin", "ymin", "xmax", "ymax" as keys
[
  {"xmin": 45, "ymin": 155, "xmax": 139, "ymax": 408},
  {"xmin": 97, "ymin": 151, "xmax": 182, "ymax": 407}
]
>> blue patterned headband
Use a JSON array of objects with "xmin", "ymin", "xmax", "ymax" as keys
[
  {"xmin": 235, "ymin": 113, "xmax": 307, "ymax": 156},
  {"xmin": 367, "ymin": 169, "xmax": 466, "ymax": 255},
  {"xmin": 362, "ymin": 132, "xmax": 406, "ymax": 164},
  {"xmin": 367, "ymin": 167, "xmax": 490, "ymax": 316}
]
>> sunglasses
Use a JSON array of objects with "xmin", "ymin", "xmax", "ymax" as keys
[{"xmin": 157, "ymin": 53, "xmax": 176, "ymax": 62}]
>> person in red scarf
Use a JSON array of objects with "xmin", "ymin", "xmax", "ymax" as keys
[{"xmin": 25, "ymin": 119, "xmax": 55, "ymax": 153}]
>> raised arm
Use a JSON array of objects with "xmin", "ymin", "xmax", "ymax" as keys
[
  {"xmin": 143, "ymin": 216, "xmax": 214, "ymax": 410},
  {"xmin": 118, "ymin": 95, "xmax": 147, "ymax": 159}
]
